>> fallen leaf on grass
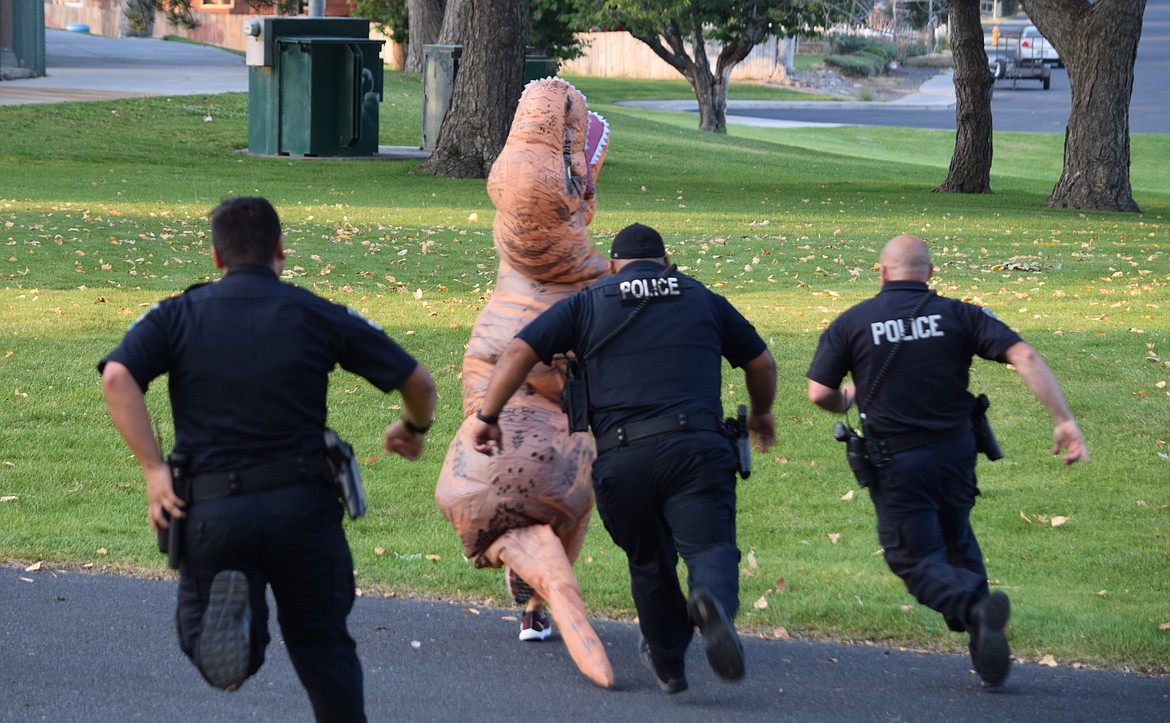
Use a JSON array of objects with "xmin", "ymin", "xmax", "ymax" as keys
[
  {"xmin": 25, "ymin": 561, "xmax": 41, "ymax": 572},
  {"xmin": 1038, "ymin": 654, "xmax": 1058, "ymax": 667},
  {"xmin": 0, "ymin": 495, "xmax": 17, "ymax": 503},
  {"xmin": 754, "ymin": 596, "xmax": 769, "ymax": 610},
  {"xmin": 772, "ymin": 627, "xmax": 790, "ymax": 639},
  {"xmin": 840, "ymin": 490, "xmax": 854, "ymax": 501},
  {"xmin": 374, "ymin": 547, "xmax": 385, "ymax": 556},
  {"xmin": 1051, "ymin": 516, "xmax": 1069, "ymax": 527},
  {"xmin": 96, "ymin": 548, "xmax": 108, "ymax": 556},
  {"xmin": 1096, "ymin": 589, "xmax": 1107, "ymax": 597},
  {"xmin": 424, "ymin": 554, "xmax": 441, "ymax": 561},
  {"xmin": 1158, "ymin": 622, "xmax": 1170, "ymax": 631},
  {"xmin": 827, "ymin": 533, "xmax": 841, "ymax": 544},
  {"xmin": 746, "ymin": 550, "xmax": 758, "ymax": 569},
  {"xmin": 1019, "ymin": 510, "xmax": 1031, "ymax": 523}
]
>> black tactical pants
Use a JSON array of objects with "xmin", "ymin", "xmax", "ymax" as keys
[
  {"xmin": 176, "ymin": 477, "xmax": 365, "ymax": 723},
  {"xmin": 592, "ymin": 430, "xmax": 740, "ymax": 679},
  {"xmin": 868, "ymin": 433, "xmax": 989, "ymax": 632}
]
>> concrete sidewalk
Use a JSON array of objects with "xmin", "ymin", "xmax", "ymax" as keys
[{"xmin": 0, "ymin": 29, "xmax": 248, "ymax": 105}]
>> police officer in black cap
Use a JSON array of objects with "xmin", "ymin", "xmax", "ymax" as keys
[
  {"xmin": 99, "ymin": 196, "xmax": 437, "ymax": 721},
  {"xmin": 471, "ymin": 222, "xmax": 777, "ymax": 693},
  {"xmin": 807, "ymin": 233, "xmax": 1088, "ymax": 688}
]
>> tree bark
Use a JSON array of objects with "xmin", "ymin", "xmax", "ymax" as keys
[
  {"xmin": 935, "ymin": 0, "xmax": 994, "ymax": 194},
  {"xmin": 1023, "ymin": 0, "xmax": 1144, "ymax": 212},
  {"xmin": 413, "ymin": 0, "xmax": 529, "ymax": 178},
  {"xmin": 407, "ymin": 0, "xmax": 446, "ymax": 72},
  {"xmin": 437, "ymin": 0, "xmax": 470, "ymax": 45}
]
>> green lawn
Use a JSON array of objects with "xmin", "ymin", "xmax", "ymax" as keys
[{"xmin": 2, "ymin": 70, "xmax": 1168, "ymax": 676}]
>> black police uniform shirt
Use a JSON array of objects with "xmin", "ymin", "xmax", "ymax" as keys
[
  {"xmin": 517, "ymin": 260, "xmax": 767, "ymax": 437},
  {"xmin": 806, "ymin": 280, "xmax": 1021, "ymax": 438},
  {"xmin": 99, "ymin": 265, "xmax": 419, "ymax": 474}
]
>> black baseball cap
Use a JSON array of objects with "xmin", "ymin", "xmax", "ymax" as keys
[{"xmin": 610, "ymin": 223, "xmax": 666, "ymax": 259}]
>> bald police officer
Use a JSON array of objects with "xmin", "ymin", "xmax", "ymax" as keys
[
  {"xmin": 100, "ymin": 197, "xmax": 437, "ymax": 721},
  {"xmin": 471, "ymin": 223, "xmax": 777, "ymax": 693},
  {"xmin": 807, "ymin": 234, "xmax": 1087, "ymax": 688}
]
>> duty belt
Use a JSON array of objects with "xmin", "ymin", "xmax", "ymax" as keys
[
  {"xmin": 867, "ymin": 425, "xmax": 969, "ymax": 458},
  {"xmin": 187, "ymin": 456, "xmax": 324, "ymax": 502},
  {"xmin": 594, "ymin": 413, "xmax": 724, "ymax": 454}
]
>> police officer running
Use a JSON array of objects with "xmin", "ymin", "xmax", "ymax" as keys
[
  {"xmin": 471, "ymin": 223, "xmax": 777, "ymax": 693},
  {"xmin": 806, "ymin": 234, "xmax": 1087, "ymax": 688},
  {"xmin": 99, "ymin": 197, "xmax": 437, "ymax": 721}
]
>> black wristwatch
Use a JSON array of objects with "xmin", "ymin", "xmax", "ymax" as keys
[
  {"xmin": 402, "ymin": 418, "xmax": 432, "ymax": 435},
  {"xmin": 475, "ymin": 410, "xmax": 499, "ymax": 426}
]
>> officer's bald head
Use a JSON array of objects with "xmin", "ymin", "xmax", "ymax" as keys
[{"xmin": 879, "ymin": 234, "xmax": 933, "ymax": 282}]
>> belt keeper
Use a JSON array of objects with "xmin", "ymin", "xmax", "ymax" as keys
[{"xmin": 616, "ymin": 428, "xmax": 627, "ymax": 445}]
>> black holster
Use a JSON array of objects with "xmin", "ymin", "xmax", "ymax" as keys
[
  {"xmin": 158, "ymin": 452, "xmax": 189, "ymax": 570},
  {"xmin": 724, "ymin": 405, "xmax": 752, "ymax": 479},
  {"xmin": 325, "ymin": 428, "xmax": 366, "ymax": 519},
  {"xmin": 560, "ymin": 357, "xmax": 590, "ymax": 433},
  {"xmin": 971, "ymin": 394, "xmax": 1003, "ymax": 461},
  {"xmin": 835, "ymin": 422, "xmax": 876, "ymax": 488}
]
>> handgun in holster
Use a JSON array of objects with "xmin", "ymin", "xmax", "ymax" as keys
[
  {"xmin": 324, "ymin": 428, "xmax": 366, "ymax": 519},
  {"xmin": 971, "ymin": 393, "xmax": 1003, "ymax": 461},
  {"xmin": 724, "ymin": 404, "xmax": 752, "ymax": 479},
  {"xmin": 560, "ymin": 357, "xmax": 590, "ymax": 433},
  {"xmin": 158, "ymin": 451, "xmax": 189, "ymax": 570}
]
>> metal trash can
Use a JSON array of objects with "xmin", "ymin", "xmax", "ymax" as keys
[
  {"xmin": 421, "ymin": 44, "xmax": 461, "ymax": 152},
  {"xmin": 245, "ymin": 17, "xmax": 384, "ymax": 157}
]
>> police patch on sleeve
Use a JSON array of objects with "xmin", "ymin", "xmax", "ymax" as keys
[
  {"xmin": 980, "ymin": 306, "xmax": 1001, "ymax": 321},
  {"xmin": 347, "ymin": 306, "xmax": 383, "ymax": 331}
]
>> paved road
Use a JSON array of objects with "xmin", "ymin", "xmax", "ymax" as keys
[
  {"xmin": 3, "ymin": 565, "xmax": 1168, "ymax": 722},
  {"xmin": 630, "ymin": 1, "xmax": 1170, "ymax": 134}
]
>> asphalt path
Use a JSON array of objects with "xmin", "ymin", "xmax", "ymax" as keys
[{"xmin": 3, "ymin": 565, "xmax": 1168, "ymax": 722}]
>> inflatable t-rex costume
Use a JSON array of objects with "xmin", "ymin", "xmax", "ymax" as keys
[{"xmin": 434, "ymin": 78, "xmax": 613, "ymax": 688}]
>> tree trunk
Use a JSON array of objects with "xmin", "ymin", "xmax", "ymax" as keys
[
  {"xmin": 413, "ymin": 0, "xmax": 529, "ymax": 179},
  {"xmin": 437, "ymin": 0, "xmax": 470, "ymax": 45},
  {"xmin": 407, "ymin": 0, "xmax": 446, "ymax": 73},
  {"xmin": 1023, "ymin": 0, "xmax": 1144, "ymax": 212},
  {"xmin": 118, "ymin": 0, "xmax": 155, "ymax": 38},
  {"xmin": 935, "ymin": 0, "xmax": 994, "ymax": 194}
]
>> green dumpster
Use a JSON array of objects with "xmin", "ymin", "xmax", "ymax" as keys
[{"xmin": 245, "ymin": 17, "xmax": 384, "ymax": 157}]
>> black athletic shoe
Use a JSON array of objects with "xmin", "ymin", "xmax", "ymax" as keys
[
  {"xmin": 196, "ymin": 570, "xmax": 252, "ymax": 692},
  {"xmin": 970, "ymin": 591, "xmax": 1012, "ymax": 688},
  {"xmin": 638, "ymin": 634, "xmax": 688, "ymax": 694},
  {"xmin": 688, "ymin": 587, "xmax": 745, "ymax": 681}
]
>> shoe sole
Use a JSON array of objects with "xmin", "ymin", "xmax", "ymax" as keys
[
  {"xmin": 518, "ymin": 618, "xmax": 553, "ymax": 642},
  {"xmin": 974, "ymin": 592, "xmax": 1012, "ymax": 687},
  {"xmin": 638, "ymin": 636, "xmax": 688, "ymax": 694},
  {"xmin": 506, "ymin": 567, "xmax": 534, "ymax": 605},
  {"xmin": 197, "ymin": 570, "xmax": 251, "ymax": 691},
  {"xmin": 689, "ymin": 589, "xmax": 745, "ymax": 681}
]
